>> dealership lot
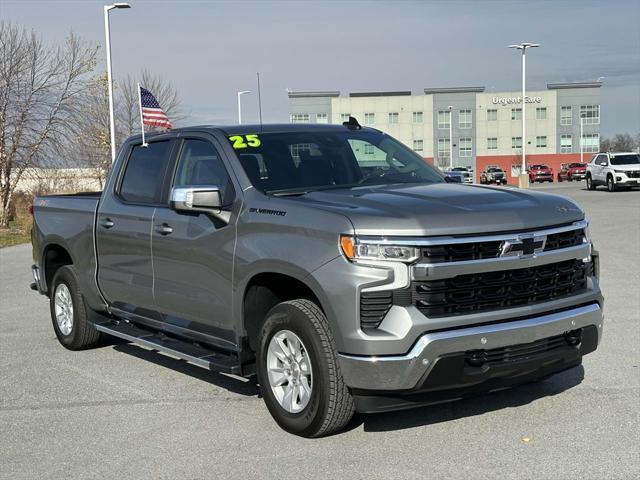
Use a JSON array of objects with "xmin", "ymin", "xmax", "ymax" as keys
[{"xmin": 0, "ymin": 182, "xmax": 638, "ymax": 480}]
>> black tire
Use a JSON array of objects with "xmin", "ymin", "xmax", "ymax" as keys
[
  {"xmin": 257, "ymin": 299, "xmax": 355, "ymax": 437},
  {"xmin": 49, "ymin": 265, "xmax": 102, "ymax": 350},
  {"xmin": 586, "ymin": 174, "xmax": 595, "ymax": 190},
  {"xmin": 558, "ymin": 175, "xmax": 562, "ymax": 182},
  {"xmin": 607, "ymin": 175, "xmax": 616, "ymax": 192},
  {"xmin": 568, "ymin": 176, "xmax": 573, "ymax": 182}
]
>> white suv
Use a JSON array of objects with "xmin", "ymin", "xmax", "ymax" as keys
[{"xmin": 586, "ymin": 152, "xmax": 640, "ymax": 192}]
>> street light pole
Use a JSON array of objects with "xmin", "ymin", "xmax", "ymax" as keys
[
  {"xmin": 237, "ymin": 90, "xmax": 251, "ymax": 124},
  {"xmin": 509, "ymin": 42, "xmax": 539, "ymax": 187},
  {"xmin": 580, "ymin": 116, "xmax": 584, "ymax": 163},
  {"xmin": 104, "ymin": 3, "xmax": 130, "ymax": 164},
  {"xmin": 448, "ymin": 105, "xmax": 453, "ymax": 169}
]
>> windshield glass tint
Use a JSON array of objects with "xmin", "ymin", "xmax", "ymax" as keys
[
  {"xmin": 228, "ymin": 130, "xmax": 444, "ymax": 193},
  {"xmin": 610, "ymin": 154, "xmax": 640, "ymax": 166}
]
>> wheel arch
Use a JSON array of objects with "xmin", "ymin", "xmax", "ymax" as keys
[
  {"xmin": 241, "ymin": 271, "xmax": 326, "ymax": 354},
  {"xmin": 42, "ymin": 241, "xmax": 74, "ymax": 296}
]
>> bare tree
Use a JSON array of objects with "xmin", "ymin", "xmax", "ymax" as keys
[{"xmin": 0, "ymin": 23, "xmax": 97, "ymax": 227}]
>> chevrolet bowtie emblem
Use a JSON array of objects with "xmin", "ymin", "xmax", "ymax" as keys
[{"xmin": 500, "ymin": 234, "xmax": 546, "ymax": 257}]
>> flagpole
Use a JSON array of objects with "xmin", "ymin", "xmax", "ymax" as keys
[{"xmin": 137, "ymin": 83, "xmax": 148, "ymax": 147}]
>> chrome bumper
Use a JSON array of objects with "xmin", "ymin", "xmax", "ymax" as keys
[{"xmin": 338, "ymin": 303, "xmax": 603, "ymax": 391}]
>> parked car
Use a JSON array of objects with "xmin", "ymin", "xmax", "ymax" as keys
[
  {"xmin": 480, "ymin": 166, "xmax": 506, "ymax": 185},
  {"xmin": 451, "ymin": 166, "xmax": 473, "ymax": 184},
  {"xmin": 443, "ymin": 170, "xmax": 464, "ymax": 183},
  {"xmin": 586, "ymin": 152, "xmax": 640, "ymax": 192},
  {"xmin": 30, "ymin": 123, "xmax": 603, "ymax": 437},
  {"xmin": 528, "ymin": 164, "xmax": 553, "ymax": 183},
  {"xmin": 558, "ymin": 163, "xmax": 587, "ymax": 182}
]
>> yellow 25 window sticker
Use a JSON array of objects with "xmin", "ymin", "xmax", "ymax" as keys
[{"xmin": 229, "ymin": 134, "xmax": 261, "ymax": 149}]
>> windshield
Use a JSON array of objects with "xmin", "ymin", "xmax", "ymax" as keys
[
  {"xmin": 610, "ymin": 154, "xmax": 640, "ymax": 166},
  {"xmin": 227, "ymin": 129, "xmax": 444, "ymax": 194},
  {"xmin": 487, "ymin": 168, "xmax": 503, "ymax": 173}
]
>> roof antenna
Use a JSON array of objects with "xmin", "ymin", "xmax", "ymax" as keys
[
  {"xmin": 257, "ymin": 72, "xmax": 263, "ymax": 132},
  {"xmin": 343, "ymin": 116, "xmax": 362, "ymax": 130}
]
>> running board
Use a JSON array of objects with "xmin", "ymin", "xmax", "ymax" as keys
[{"xmin": 93, "ymin": 320, "xmax": 242, "ymax": 375}]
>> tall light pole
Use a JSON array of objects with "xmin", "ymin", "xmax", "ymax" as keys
[
  {"xmin": 104, "ymin": 3, "xmax": 130, "ymax": 163},
  {"xmin": 509, "ymin": 42, "xmax": 539, "ymax": 187},
  {"xmin": 580, "ymin": 115, "xmax": 585, "ymax": 163},
  {"xmin": 237, "ymin": 90, "xmax": 251, "ymax": 124},
  {"xmin": 448, "ymin": 105, "xmax": 453, "ymax": 169}
]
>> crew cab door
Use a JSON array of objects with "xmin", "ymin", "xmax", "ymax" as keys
[
  {"xmin": 96, "ymin": 139, "xmax": 175, "ymax": 312},
  {"xmin": 151, "ymin": 135, "xmax": 239, "ymax": 345}
]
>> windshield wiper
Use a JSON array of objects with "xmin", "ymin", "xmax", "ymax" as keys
[{"xmin": 267, "ymin": 184, "xmax": 356, "ymax": 197}]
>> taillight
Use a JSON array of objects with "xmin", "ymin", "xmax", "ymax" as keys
[{"xmin": 28, "ymin": 204, "xmax": 34, "ymax": 216}]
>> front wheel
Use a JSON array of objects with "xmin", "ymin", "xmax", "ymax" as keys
[
  {"xmin": 607, "ymin": 176, "xmax": 616, "ymax": 192},
  {"xmin": 49, "ymin": 266, "xmax": 102, "ymax": 350},
  {"xmin": 257, "ymin": 299, "xmax": 355, "ymax": 437},
  {"xmin": 586, "ymin": 175, "xmax": 596, "ymax": 190}
]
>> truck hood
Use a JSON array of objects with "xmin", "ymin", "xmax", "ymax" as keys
[{"xmin": 284, "ymin": 183, "xmax": 584, "ymax": 236}]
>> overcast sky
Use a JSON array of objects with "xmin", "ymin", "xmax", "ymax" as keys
[{"xmin": 2, "ymin": 0, "xmax": 639, "ymax": 136}]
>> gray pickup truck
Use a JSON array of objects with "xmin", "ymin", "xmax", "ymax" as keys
[{"xmin": 31, "ymin": 122, "xmax": 604, "ymax": 437}]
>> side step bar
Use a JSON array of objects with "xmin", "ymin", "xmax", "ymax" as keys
[{"xmin": 94, "ymin": 320, "xmax": 242, "ymax": 375}]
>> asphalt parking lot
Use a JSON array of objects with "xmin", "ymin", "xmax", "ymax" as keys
[{"xmin": 1, "ymin": 181, "xmax": 638, "ymax": 480}]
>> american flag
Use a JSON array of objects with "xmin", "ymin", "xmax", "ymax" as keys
[{"xmin": 140, "ymin": 86, "xmax": 172, "ymax": 129}]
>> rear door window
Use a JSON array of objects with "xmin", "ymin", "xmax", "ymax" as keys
[{"xmin": 119, "ymin": 141, "xmax": 173, "ymax": 204}]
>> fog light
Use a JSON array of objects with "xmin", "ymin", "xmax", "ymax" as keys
[{"xmin": 466, "ymin": 350, "xmax": 486, "ymax": 367}]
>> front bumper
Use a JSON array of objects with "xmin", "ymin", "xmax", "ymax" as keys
[{"xmin": 338, "ymin": 302, "xmax": 603, "ymax": 394}]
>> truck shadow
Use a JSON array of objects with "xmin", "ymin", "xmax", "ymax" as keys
[
  {"xmin": 347, "ymin": 365, "xmax": 585, "ymax": 433},
  {"xmin": 111, "ymin": 341, "xmax": 259, "ymax": 397}
]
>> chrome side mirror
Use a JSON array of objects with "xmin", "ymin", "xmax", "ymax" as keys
[{"xmin": 170, "ymin": 186, "xmax": 230, "ymax": 223}]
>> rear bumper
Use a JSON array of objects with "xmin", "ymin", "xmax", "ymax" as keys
[{"xmin": 338, "ymin": 303, "xmax": 603, "ymax": 401}]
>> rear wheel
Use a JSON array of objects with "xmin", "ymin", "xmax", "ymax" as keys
[
  {"xmin": 586, "ymin": 174, "xmax": 596, "ymax": 190},
  {"xmin": 607, "ymin": 175, "xmax": 616, "ymax": 192},
  {"xmin": 49, "ymin": 266, "xmax": 102, "ymax": 350},
  {"xmin": 257, "ymin": 299, "xmax": 354, "ymax": 437}
]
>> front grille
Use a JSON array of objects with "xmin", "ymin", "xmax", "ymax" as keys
[
  {"xmin": 413, "ymin": 259, "xmax": 589, "ymax": 317},
  {"xmin": 421, "ymin": 228, "xmax": 585, "ymax": 263},
  {"xmin": 626, "ymin": 171, "xmax": 640, "ymax": 178},
  {"xmin": 464, "ymin": 329, "xmax": 582, "ymax": 367}
]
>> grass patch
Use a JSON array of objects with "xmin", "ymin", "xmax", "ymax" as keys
[{"xmin": 0, "ymin": 221, "xmax": 30, "ymax": 248}]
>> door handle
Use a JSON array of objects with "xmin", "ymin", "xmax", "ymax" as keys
[
  {"xmin": 100, "ymin": 218, "xmax": 114, "ymax": 229},
  {"xmin": 155, "ymin": 223, "xmax": 173, "ymax": 235}
]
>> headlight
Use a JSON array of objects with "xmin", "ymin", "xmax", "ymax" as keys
[{"xmin": 340, "ymin": 235, "xmax": 419, "ymax": 263}]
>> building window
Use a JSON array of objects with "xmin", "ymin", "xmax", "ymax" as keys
[
  {"xmin": 459, "ymin": 137, "xmax": 472, "ymax": 157},
  {"xmin": 413, "ymin": 139, "xmax": 423, "ymax": 152},
  {"xmin": 388, "ymin": 112, "xmax": 399, "ymax": 124},
  {"xmin": 536, "ymin": 107, "xmax": 547, "ymax": 120},
  {"xmin": 290, "ymin": 114, "xmax": 309, "ymax": 123},
  {"xmin": 582, "ymin": 134, "xmax": 599, "ymax": 152},
  {"xmin": 536, "ymin": 135, "xmax": 547, "ymax": 148},
  {"xmin": 364, "ymin": 112, "xmax": 375, "ymax": 124},
  {"xmin": 580, "ymin": 105, "xmax": 600, "ymax": 125},
  {"xmin": 413, "ymin": 111, "xmax": 423, "ymax": 123},
  {"xmin": 437, "ymin": 110, "xmax": 450, "ymax": 129},
  {"xmin": 437, "ymin": 138, "xmax": 450, "ymax": 159},
  {"xmin": 487, "ymin": 109, "xmax": 497, "ymax": 121},
  {"xmin": 341, "ymin": 113, "xmax": 351, "ymax": 122},
  {"xmin": 511, "ymin": 108, "xmax": 522, "ymax": 120},
  {"xmin": 459, "ymin": 109, "xmax": 472, "ymax": 129},
  {"xmin": 487, "ymin": 137, "xmax": 498, "ymax": 150},
  {"xmin": 560, "ymin": 106, "xmax": 572, "ymax": 125},
  {"xmin": 560, "ymin": 134, "xmax": 572, "ymax": 153},
  {"xmin": 363, "ymin": 144, "xmax": 374, "ymax": 155},
  {"xmin": 512, "ymin": 136, "xmax": 522, "ymax": 149},
  {"xmin": 315, "ymin": 113, "xmax": 328, "ymax": 124}
]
